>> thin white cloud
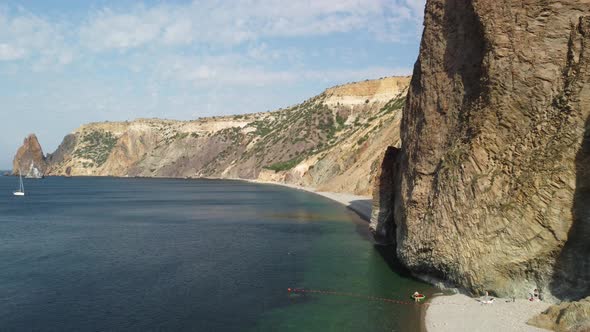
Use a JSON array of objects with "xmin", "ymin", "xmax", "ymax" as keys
[
  {"xmin": 77, "ymin": 0, "xmax": 425, "ymax": 51},
  {"xmin": 162, "ymin": 19, "xmax": 194, "ymax": 45},
  {"xmin": 0, "ymin": 1, "xmax": 425, "ymax": 67},
  {"xmin": 403, "ymin": 0, "xmax": 427, "ymax": 18},
  {"xmin": 0, "ymin": 9, "xmax": 75, "ymax": 68},
  {"xmin": 154, "ymin": 53, "xmax": 411, "ymax": 88},
  {"xmin": 79, "ymin": 7, "xmax": 167, "ymax": 51},
  {"xmin": 0, "ymin": 43, "xmax": 26, "ymax": 60}
]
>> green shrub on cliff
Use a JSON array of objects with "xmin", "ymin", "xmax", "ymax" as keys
[
  {"xmin": 263, "ymin": 156, "xmax": 303, "ymax": 172},
  {"xmin": 336, "ymin": 113, "xmax": 347, "ymax": 127},
  {"xmin": 379, "ymin": 96, "xmax": 405, "ymax": 114},
  {"xmin": 73, "ymin": 130, "xmax": 117, "ymax": 167}
]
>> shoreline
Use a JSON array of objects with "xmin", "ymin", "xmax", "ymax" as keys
[
  {"xmin": 240, "ymin": 179, "xmax": 372, "ymax": 221},
  {"xmin": 425, "ymin": 293, "xmax": 551, "ymax": 332}
]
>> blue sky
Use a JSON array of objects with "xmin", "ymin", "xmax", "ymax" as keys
[{"xmin": 0, "ymin": 0, "xmax": 426, "ymax": 169}]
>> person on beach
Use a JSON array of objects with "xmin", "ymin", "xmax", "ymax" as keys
[{"xmin": 481, "ymin": 291, "xmax": 494, "ymax": 304}]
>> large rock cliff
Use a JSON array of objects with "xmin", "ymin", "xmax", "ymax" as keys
[
  {"xmin": 13, "ymin": 76, "xmax": 410, "ymax": 195},
  {"xmin": 371, "ymin": 0, "xmax": 590, "ymax": 301},
  {"xmin": 12, "ymin": 134, "xmax": 47, "ymax": 177}
]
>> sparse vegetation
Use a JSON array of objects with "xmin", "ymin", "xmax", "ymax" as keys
[
  {"xmin": 173, "ymin": 132, "xmax": 189, "ymax": 140},
  {"xmin": 379, "ymin": 96, "xmax": 406, "ymax": 114},
  {"xmin": 249, "ymin": 120, "xmax": 273, "ymax": 137},
  {"xmin": 357, "ymin": 135, "xmax": 368, "ymax": 145},
  {"xmin": 73, "ymin": 130, "xmax": 117, "ymax": 167},
  {"xmin": 336, "ymin": 113, "xmax": 347, "ymax": 127},
  {"xmin": 263, "ymin": 156, "xmax": 304, "ymax": 172}
]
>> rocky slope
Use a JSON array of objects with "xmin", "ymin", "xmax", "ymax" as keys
[
  {"xmin": 371, "ymin": 0, "xmax": 590, "ymax": 306},
  {"xmin": 14, "ymin": 76, "xmax": 410, "ymax": 195}
]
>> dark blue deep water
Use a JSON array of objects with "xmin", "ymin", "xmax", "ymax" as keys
[{"xmin": 0, "ymin": 176, "xmax": 432, "ymax": 331}]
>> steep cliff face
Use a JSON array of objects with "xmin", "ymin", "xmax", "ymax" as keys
[
  {"xmin": 371, "ymin": 0, "xmax": 590, "ymax": 300},
  {"xmin": 12, "ymin": 134, "xmax": 47, "ymax": 176},
  {"xmin": 257, "ymin": 77, "xmax": 408, "ymax": 194},
  {"xmin": 14, "ymin": 76, "xmax": 410, "ymax": 195}
]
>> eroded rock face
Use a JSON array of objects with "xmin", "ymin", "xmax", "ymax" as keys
[
  {"xmin": 384, "ymin": 0, "xmax": 590, "ymax": 299},
  {"xmin": 12, "ymin": 134, "xmax": 47, "ymax": 176},
  {"xmin": 528, "ymin": 297, "xmax": 590, "ymax": 332},
  {"xmin": 46, "ymin": 134, "xmax": 78, "ymax": 167}
]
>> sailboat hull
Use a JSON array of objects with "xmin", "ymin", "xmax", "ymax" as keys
[{"xmin": 14, "ymin": 169, "xmax": 25, "ymax": 196}]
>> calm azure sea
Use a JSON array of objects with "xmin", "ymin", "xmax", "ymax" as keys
[{"xmin": 0, "ymin": 176, "xmax": 433, "ymax": 331}]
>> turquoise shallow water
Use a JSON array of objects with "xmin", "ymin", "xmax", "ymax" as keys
[{"xmin": 0, "ymin": 176, "xmax": 433, "ymax": 331}]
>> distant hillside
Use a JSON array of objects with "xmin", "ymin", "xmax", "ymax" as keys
[{"xmin": 14, "ymin": 76, "xmax": 410, "ymax": 195}]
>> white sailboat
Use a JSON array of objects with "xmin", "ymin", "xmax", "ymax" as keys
[{"xmin": 13, "ymin": 171, "xmax": 25, "ymax": 196}]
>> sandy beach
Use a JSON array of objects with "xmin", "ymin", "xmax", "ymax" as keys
[{"xmin": 425, "ymin": 294, "xmax": 551, "ymax": 332}]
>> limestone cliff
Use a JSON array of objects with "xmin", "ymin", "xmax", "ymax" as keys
[
  {"xmin": 371, "ymin": 0, "xmax": 590, "ymax": 302},
  {"xmin": 12, "ymin": 134, "xmax": 47, "ymax": 177},
  {"xmin": 14, "ymin": 76, "xmax": 410, "ymax": 195}
]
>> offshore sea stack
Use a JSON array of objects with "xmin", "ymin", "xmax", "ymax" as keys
[
  {"xmin": 371, "ymin": 0, "xmax": 590, "ymax": 302},
  {"xmin": 12, "ymin": 134, "xmax": 47, "ymax": 177}
]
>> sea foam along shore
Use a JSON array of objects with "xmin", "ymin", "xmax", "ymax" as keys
[{"xmin": 426, "ymin": 293, "xmax": 551, "ymax": 332}]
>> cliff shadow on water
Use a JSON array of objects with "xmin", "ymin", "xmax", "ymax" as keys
[
  {"xmin": 346, "ymin": 199, "xmax": 373, "ymax": 222},
  {"xmin": 551, "ymin": 115, "xmax": 590, "ymax": 301},
  {"xmin": 374, "ymin": 245, "xmax": 415, "ymax": 280},
  {"xmin": 345, "ymin": 198, "xmax": 417, "ymax": 282}
]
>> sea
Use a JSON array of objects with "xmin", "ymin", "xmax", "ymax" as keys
[{"xmin": 0, "ymin": 176, "xmax": 433, "ymax": 331}]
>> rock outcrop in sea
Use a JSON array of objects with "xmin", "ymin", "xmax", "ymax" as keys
[
  {"xmin": 370, "ymin": 0, "xmax": 589, "ymax": 317},
  {"xmin": 13, "ymin": 76, "xmax": 410, "ymax": 195},
  {"xmin": 12, "ymin": 134, "xmax": 47, "ymax": 177}
]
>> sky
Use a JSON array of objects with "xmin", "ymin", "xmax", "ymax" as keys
[{"xmin": 0, "ymin": 0, "xmax": 426, "ymax": 169}]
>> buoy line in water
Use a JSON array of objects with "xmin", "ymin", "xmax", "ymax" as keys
[
  {"xmin": 287, "ymin": 288, "xmax": 473, "ymax": 306},
  {"xmin": 287, "ymin": 288, "xmax": 420, "ymax": 305}
]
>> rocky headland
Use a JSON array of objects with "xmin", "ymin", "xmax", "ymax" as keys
[
  {"xmin": 369, "ymin": 0, "xmax": 589, "ymax": 329},
  {"xmin": 13, "ymin": 76, "xmax": 410, "ymax": 196}
]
